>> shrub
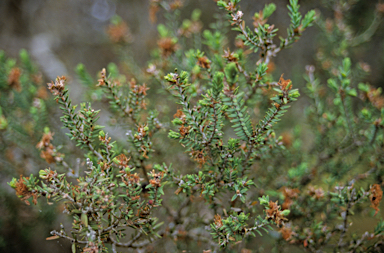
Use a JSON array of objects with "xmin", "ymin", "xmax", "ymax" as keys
[
  {"xmin": 0, "ymin": 49, "xmax": 58, "ymax": 251},
  {"xmin": 7, "ymin": 0, "xmax": 384, "ymax": 252}
]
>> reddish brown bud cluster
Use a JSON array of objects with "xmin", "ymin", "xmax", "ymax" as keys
[
  {"xmin": 308, "ymin": 186, "xmax": 324, "ymax": 200},
  {"xmin": 169, "ymin": 0, "xmax": 183, "ymax": 10},
  {"xmin": 47, "ymin": 76, "xmax": 66, "ymax": 96},
  {"xmin": 149, "ymin": 170, "xmax": 164, "ymax": 187},
  {"xmin": 179, "ymin": 21, "xmax": 202, "ymax": 38},
  {"xmin": 197, "ymin": 56, "xmax": 211, "ymax": 69},
  {"xmin": 222, "ymin": 48, "xmax": 238, "ymax": 62},
  {"xmin": 97, "ymin": 68, "xmax": 107, "ymax": 87},
  {"xmin": 158, "ymin": 38, "xmax": 178, "ymax": 57},
  {"xmin": 15, "ymin": 175, "xmax": 38, "ymax": 205},
  {"xmin": 231, "ymin": 11, "xmax": 243, "ymax": 26},
  {"xmin": 253, "ymin": 11, "xmax": 266, "ymax": 28},
  {"xmin": 214, "ymin": 214, "xmax": 223, "ymax": 228},
  {"xmin": 115, "ymin": 153, "xmax": 131, "ymax": 168},
  {"xmin": 280, "ymin": 226, "xmax": 294, "ymax": 241},
  {"xmin": 266, "ymin": 201, "xmax": 287, "ymax": 226},
  {"xmin": 225, "ymin": 2, "xmax": 236, "ymax": 12},
  {"xmin": 99, "ymin": 132, "xmax": 111, "ymax": 146},
  {"xmin": 121, "ymin": 172, "xmax": 141, "ymax": 186},
  {"xmin": 366, "ymin": 87, "xmax": 384, "ymax": 109},
  {"xmin": 8, "ymin": 67, "xmax": 22, "ymax": 92},
  {"xmin": 36, "ymin": 132, "xmax": 63, "ymax": 164},
  {"xmin": 278, "ymin": 74, "xmax": 292, "ymax": 92},
  {"xmin": 107, "ymin": 21, "xmax": 133, "ymax": 43},
  {"xmin": 370, "ymin": 184, "xmax": 383, "ymax": 216},
  {"xmin": 174, "ymin": 109, "xmax": 184, "ymax": 119},
  {"xmin": 281, "ymin": 187, "xmax": 300, "ymax": 210},
  {"xmin": 191, "ymin": 149, "xmax": 206, "ymax": 167}
]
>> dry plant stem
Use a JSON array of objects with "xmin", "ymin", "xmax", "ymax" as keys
[
  {"xmin": 51, "ymin": 230, "xmax": 88, "ymax": 244},
  {"xmin": 102, "ymin": 213, "xmax": 123, "ymax": 233},
  {"xmin": 337, "ymin": 187, "xmax": 370, "ymax": 249},
  {"xmin": 350, "ymin": 231, "xmax": 374, "ymax": 252},
  {"xmin": 110, "ymin": 232, "xmax": 144, "ymax": 248},
  {"xmin": 102, "ymin": 142, "xmax": 112, "ymax": 164},
  {"xmin": 337, "ymin": 189, "xmax": 354, "ymax": 249}
]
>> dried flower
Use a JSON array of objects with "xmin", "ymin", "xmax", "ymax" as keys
[
  {"xmin": 234, "ymin": 39, "xmax": 245, "ymax": 49},
  {"xmin": 36, "ymin": 132, "xmax": 53, "ymax": 149},
  {"xmin": 281, "ymin": 187, "xmax": 300, "ymax": 209},
  {"xmin": 146, "ymin": 64, "xmax": 159, "ymax": 76},
  {"xmin": 179, "ymin": 124, "xmax": 190, "ymax": 137},
  {"xmin": 370, "ymin": 184, "xmax": 383, "ymax": 216},
  {"xmin": 107, "ymin": 21, "xmax": 133, "ymax": 43},
  {"xmin": 214, "ymin": 214, "xmax": 223, "ymax": 228},
  {"xmin": 149, "ymin": 0, "xmax": 160, "ymax": 23},
  {"xmin": 174, "ymin": 109, "xmax": 185, "ymax": 119},
  {"xmin": 15, "ymin": 175, "xmax": 38, "ymax": 205},
  {"xmin": 308, "ymin": 186, "xmax": 324, "ymax": 200},
  {"xmin": 191, "ymin": 149, "xmax": 206, "ymax": 167},
  {"xmin": 149, "ymin": 170, "xmax": 164, "ymax": 187},
  {"xmin": 83, "ymin": 242, "xmax": 98, "ymax": 253},
  {"xmin": 170, "ymin": 0, "xmax": 183, "ymax": 10},
  {"xmin": 222, "ymin": 48, "xmax": 238, "ymax": 62},
  {"xmin": 122, "ymin": 172, "xmax": 141, "ymax": 186},
  {"xmin": 8, "ymin": 67, "xmax": 22, "ymax": 92},
  {"xmin": 225, "ymin": 2, "xmax": 236, "ymax": 12},
  {"xmin": 253, "ymin": 11, "xmax": 266, "ymax": 28},
  {"xmin": 97, "ymin": 68, "xmax": 107, "ymax": 87},
  {"xmin": 138, "ymin": 83, "xmax": 150, "ymax": 95},
  {"xmin": 36, "ymin": 132, "xmax": 62, "ymax": 164},
  {"xmin": 197, "ymin": 56, "xmax": 211, "ymax": 69},
  {"xmin": 278, "ymin": 74, "xmax": 292, "ymax": 91},
  {"xmin": 231, "ymin": 11, "xmax": 244, "ymax": 25},
  {"xmin": 47, "ymin": 76, "xmax": 66, "ymax": 96},
  {"xmin": 114, "ymin": 153, "xmax": 131, "ymax": 168},
  {"xmin": 158, "ymin": 37, "xmax": 178, "ymax": 57},
  {"xmin": 366, "ymin": 87, "xmax": 384, "ymax": 109},
  {"xmin": 280, "ymin": 226, "xmax": 293, "ymax": 241},
  {"xmin": 266, "ymin": 201, "xmax": 287, "ymax": 227}
]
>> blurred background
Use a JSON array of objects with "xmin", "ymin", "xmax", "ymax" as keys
[{"xmin": 1, "ymin": 0, "xmax": 383, "ymax": 252}]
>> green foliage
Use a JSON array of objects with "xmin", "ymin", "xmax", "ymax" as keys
[
  {"xmin": 262, "ymin": 4, "xmax": 276, "ymax": 19},
  {"xmin": 6, "ymin": 0, "xmax": 384, "ymax": 252},
  {"xmin": 0, "ymin": 49, "xmax": 58, "ymax": 252}
]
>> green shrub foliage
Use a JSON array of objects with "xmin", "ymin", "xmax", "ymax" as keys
[{"xmin": 8, "ymin": 0, "xmax": 384, "ymax": 252}]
